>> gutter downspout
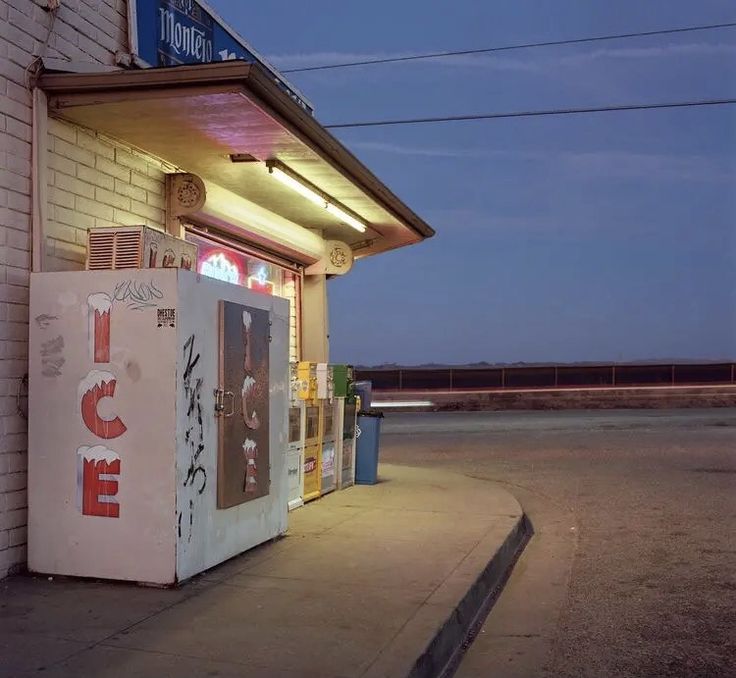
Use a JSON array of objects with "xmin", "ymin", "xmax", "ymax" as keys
[{"xmin": 31, "ymin": 88, "xmax": 48, "ymax": 273}]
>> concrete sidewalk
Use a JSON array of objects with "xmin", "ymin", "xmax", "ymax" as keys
[{"xmin": 0, "ymin": 465, "xmax": 527, "ymax": 678}]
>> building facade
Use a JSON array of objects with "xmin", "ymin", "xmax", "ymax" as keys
[{"xmin": 0, "ymin": 0, "xmax": 432, "ymax": 578}]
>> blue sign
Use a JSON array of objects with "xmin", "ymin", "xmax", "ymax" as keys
[{"xmin": 132, "ymin": 0, "xmax": 312, "ymax": 114}]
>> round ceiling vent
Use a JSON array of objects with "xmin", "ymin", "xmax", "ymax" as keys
[{"xmin": 169, "ymin": 174, "xmax": 206, "ymax": 215}]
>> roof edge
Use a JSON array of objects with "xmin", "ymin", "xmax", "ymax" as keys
[{"xmin": 38, "ymin": 62, "xmax": 435, "ymax": 241}]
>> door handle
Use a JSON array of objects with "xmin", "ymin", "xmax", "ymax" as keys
[{"xmin": 214, "ymin": 389, "xmax": 236, "ymax": 417}]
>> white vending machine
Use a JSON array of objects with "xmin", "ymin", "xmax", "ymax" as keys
[
  {"xmin": 286, "ymin": 362, "xmax": 305, "ymax": 511},
  {"xmin": 28, "ymin": 268, "xmax": 289, "ymax": 585}
]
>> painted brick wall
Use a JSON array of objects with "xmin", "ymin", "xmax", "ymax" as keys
[
  {"xmin": 47, "ymin": 118, "xmax": 168, "ymax": 271},
  {"xmin": 0, "ymin": 0, "xmax": 128, "ymax": 578}
]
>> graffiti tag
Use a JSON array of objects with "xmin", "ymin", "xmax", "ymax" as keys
[
  {"xmin": 181, "ymin": 334, "xmax": 205, "ymax": 542},
  {"xmin": 112, "ymin": 279, "xmax": 164, "ymax": 311}
]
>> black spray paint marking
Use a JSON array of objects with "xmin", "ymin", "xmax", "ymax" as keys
[
  {"xmin": 113, "ymin": 279, "xmax": 164, "ymax": 311},
  {"xmin": 182, "ymin": 334, "xmax": 206, "ymax": 543}
]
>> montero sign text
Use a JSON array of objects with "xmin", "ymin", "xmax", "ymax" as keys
[{"xmin": 129, "ymin": 0, "xmax": 313, "ymax": 114}]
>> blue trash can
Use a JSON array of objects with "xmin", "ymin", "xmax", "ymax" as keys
[{"xmin": 355, "ymin": 410, "xmax": 383, "ymax": 485}]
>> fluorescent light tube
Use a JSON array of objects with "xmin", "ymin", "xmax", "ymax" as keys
[
  {"xmin": 325, "ymin": 202, "xmax": 367, "ymax": 233},
  {"xmin": 269, "ymin": 165, "xmax": 326, "ymax": 208},
  {"xmin": 267, "ymin": 160, "xmax": 368, "ymax": 233}
]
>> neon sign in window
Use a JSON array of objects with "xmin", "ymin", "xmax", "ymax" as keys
[
  {"xmin": 199, "ymin": 251, "xmax": 241, "ymax": 285},
  {"xmin": 247, "ymin": 266, "xmax": 275, "ymax": 296}
]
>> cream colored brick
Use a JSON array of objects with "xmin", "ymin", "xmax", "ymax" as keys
[
  {"xmin": 113, "ymin": 178, "xmax": 146, "ymax": 202},
  {"xmin": 52, "ymin": 239, "xmax": 86, "ymax": 263},
  {"xmin": 6, "ymin": 266, "xmax": 28, "ymax": 287},
  {"xmin": 0, "ymin": 130, "xmax": 29, "ymax": 157},
  {"xmin": 115, "ymin": 148, "xmax": 152, "ymax": 173},
  {"xmin": 52, "ymin": 205, "xmax": 95, "ymax": 230},
  {"xmin": 112, "ymin": 209, "xmax": 145, "ymax": 226},
  {"xmin": 9, "ymin": 526, "xmax": 26, "ymax": 547},
  {"xmin": 46, "ymin": 220, "xmax": 78, "ymax": 244},
  {"xmin": 54, "ymin": 172, "xmax": 95, "ymax": 199},
  {"xmin": 8, "ymin": 6, "xmax": 47, "ymax": 41},
  {"xmin": 6, "ymin": 152, "xmax": 30, "ymax": 178},
  {"xmin": 0, "ymin": 358, "xmax": 25, "ymax": 379},
  {"xmin": 6, "ymin": 82, "xmax": 30, "ymax": 108},
  {"xmin": 3, "ymin": 312, "xmax": 27, "ymax": 335},
  {"xmin": 6, "ymin": 116, "xmax": 30, "ymax": 142},
  {"xmin": 5, "ymin": 342, "xmax": 27, "ymax": 360},
  {"xmin": 0, "ymin": 207, "xmax": 29, "ymax": 231},
  {"xmin": 75, "ymin": 195, "xmax": 114, "ymax": 221},
  {"xmin": 48, "ymin": 34, "xmax": 89, "ymax": 63},
  {"xmin": 2, "ymin": 412, "xmax": 27, "ymax": 435},
  {"xmin": 0, "ymin": 284, "xmax": 27, "ymax": 306},
  {"xmin": 130, "ymin": 199, "xmax": 163, "ymax": 223},
  {"xmin": 147, "ymin": 192, "xmax": 166, "ymax": 209},
  {"xmin": 0, "ymin": 506, "xmax": 27, "ymax": 528},
  {"xmin": 48, "ymin": 150, "xmax": 76, "ymax": 176},
  {"xmin": 4, "ymin": 490, "xmax": 27, "ymax": 511},
  {"xmin": 77, "ymin": 130, "xmax": 115, "ymax": 160},
  {"xmin": 147, "ymin": 164, "xmax": 167, "ymax": 179},
  {"xmin": 77, "ymin": 163, "xmax": 114, "ymax": 190},
  {"xmin": 6, "ymin": 230, "xmax": 28, "ymax": 251},
  {"xmin": 95, "ymin": 186, "xmax": 130, "ymax": 211},
  {"xmin": 0, "ymin": 169, "xmax": 29, "ymax": 194},
  {"xmin": 76, "ymin": 227, "xmax": 91, "ymax": 246},
  {"xmin": 2, "ymin": 248, "xmax": 28, "ymax": 269},
  {"xmin": 52, "ymin": 13, "xmax": 81, "ymax": 48},
  {"xmin": 8, "ymin": 190, "xmax": 30, "ymax": 214},
  {"xmin": 96, "ymin": 155, "xmax": 130, "ymax": 181},
  {"xmin": 48, "ymin": 186, "xmax": 75, "ymax": 209},
  {"xmin": 0, "ymin": 48, "xmax": 28, "ymax": 84},
  {"xmin": 77, "ymin": 28, "xmax": 115, "ymax": 63},
  {"xmin": 93, "ymin": 218, "xmax": 116, "ymax": 229},
  {"xmin": 52, "ymin": 137, "xmax": 95, "ymax": 167},
  {"xmin": 131, "ymin": 171, "xmax": 162, "ymax": 193},
  {"xmin": 48, "ymin": 119, "xmax": 77, "ymax": 144}
]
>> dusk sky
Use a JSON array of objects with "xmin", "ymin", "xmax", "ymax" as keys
[{"xmin": 210, "ymin": 0, "xmax": 736, "ymax": 366}]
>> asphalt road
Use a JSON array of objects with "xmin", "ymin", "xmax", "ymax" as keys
[{"xmin": 379, "ymin": 408, "xmax": 736, "ymax": 678}]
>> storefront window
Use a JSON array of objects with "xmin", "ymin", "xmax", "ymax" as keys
[{"xmin": 186, "ymin": 232, "xmax": 301, "ymax": 361}]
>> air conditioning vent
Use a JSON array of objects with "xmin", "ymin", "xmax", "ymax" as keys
[
  {"xmin": 87, "ymin": 227, "xmax": 143, "ymax": 270},
  {"xmin": 86, "ymin": 226, "xmax": 198, "ymax": 272}
]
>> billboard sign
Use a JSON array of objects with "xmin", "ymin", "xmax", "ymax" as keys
[{"xmin": 129, "ymin": 0, "xmax": 313, "ymax": 114}]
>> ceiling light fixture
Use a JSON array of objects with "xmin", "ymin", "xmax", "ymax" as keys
[{"xmin": 266, "ymin": 159, "xmax": 367, "ymax": 233}]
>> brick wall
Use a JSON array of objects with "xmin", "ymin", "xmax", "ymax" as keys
[
  {"xmin": 0, "ymin": 0, "xmax": 128, "ymax": 578},
  {"xmin": 47, "ymin": 118, "xmax": 169, "ymax": 270}
]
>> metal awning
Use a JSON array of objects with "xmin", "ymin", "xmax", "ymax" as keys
[{"xmin": 38, "ymin": 61, "xmax": 434, "ymax": 257}]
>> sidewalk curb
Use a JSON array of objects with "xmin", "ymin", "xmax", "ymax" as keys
[{"xmin": 415, "ymin": 513, "xmax": 531, "ymax": 678}]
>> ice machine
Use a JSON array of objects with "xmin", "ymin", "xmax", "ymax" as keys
[{"xmin": 28, "ymin": 268, "xmax": 289, "ymax": 585}]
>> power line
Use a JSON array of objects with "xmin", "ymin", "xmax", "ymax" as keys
[
  {"xmin": 282, "ymin": 21, "xmax": 736, "ymax": 73},
  {"xmin": 324, "ymin": 98, "xmax": 736, "ymax": 129}
]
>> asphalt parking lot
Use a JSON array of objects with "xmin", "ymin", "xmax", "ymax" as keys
[{"xmin": 381, "ymin": 408, "xmax": 736, "ymax": 678}]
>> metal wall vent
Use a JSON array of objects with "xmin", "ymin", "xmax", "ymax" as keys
[
  {"xmin": 87, "ymin": 227, "xmax": 143, "ymax": 270},
  {"xmin": 86, "ymin": 225, "xmax": 199, "ymax": 272}
]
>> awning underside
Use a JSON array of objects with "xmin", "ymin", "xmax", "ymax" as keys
[{"xmin": 40, "ymin": 62, "xmax": 434, "ymax": 257}]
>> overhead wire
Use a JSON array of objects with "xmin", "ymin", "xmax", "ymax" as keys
[
  {"xmin": 324, "ymin": 98, "xmax": 736, "ymax": 129},
  {"xmin": 281, "ymin": 21, "xmax": 736, "ymax": 73}
]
